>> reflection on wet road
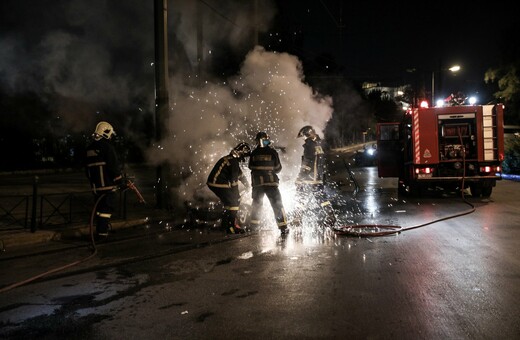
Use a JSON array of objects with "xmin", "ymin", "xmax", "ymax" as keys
[{"xmin": 1, "ymin": 163, "xmax": 519, "ymax": 339}]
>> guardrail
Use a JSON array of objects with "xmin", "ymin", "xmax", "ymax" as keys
[{"xmin": 0, "ymin": 186, "xmax": 132, "ymax": 232}]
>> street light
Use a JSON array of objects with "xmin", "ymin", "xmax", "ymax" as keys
[{"xmin": 431, "ymin": 64, "xmax": 460, "ymax": 105}]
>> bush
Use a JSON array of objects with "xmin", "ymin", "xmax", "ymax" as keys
[{"xmin": 503, "ymin": 135, "xmax": 520, "ymax": 174}]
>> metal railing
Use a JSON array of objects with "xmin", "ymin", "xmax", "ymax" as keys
[
  {"xmin": 0, "ymin": 189, "xmax": 132, "ymax": 232},
  {"xmin": 0, "ymin": 195, "xmax": 30, "ymax": 230}
]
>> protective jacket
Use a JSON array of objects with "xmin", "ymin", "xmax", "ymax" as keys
[
  {"xmin": 248, "ymin": 146, "xmax": 282, "ymax": 187},
  {"xmin": 207, "ymin": 154, "xmax": 249, "ymax": 189},
  {"xmin": 86, "ymin": 139, "xmax": 122, "ymax": 193},
  {"xmin": 296, "ymin": 136, "xmax": 325, "ymax": 185}
]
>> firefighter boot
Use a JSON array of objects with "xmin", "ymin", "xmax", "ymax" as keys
[
  {"xmin": 220, "ymin": 213, "xmax": 232, "ymax": 233},
  {"xmin": 280, "ymin": 226, "xmax": 290, "ymax": 236},
  {"xmin": 232, "ymin": 218, "xmax": 246, "ymax": 234},
  {"xmin": 223, "ymin": 211, "xmax": 244, "ymax": 234}
]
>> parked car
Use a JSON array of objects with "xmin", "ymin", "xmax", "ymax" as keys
[{"xmin": 354, "ymin": 143, "xmax": 377, "ymax": 166}]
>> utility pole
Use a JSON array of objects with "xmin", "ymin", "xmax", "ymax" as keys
[
  {"xmin": 154, "ymin": 0, "xmax": 171, "ymax": 210},
  {"xmin": 197, "ymin": 0, "xmax": 204, "ymax": 84},
  {"xmin": 254, "ymin": 0, "xmax": 258, "ymax": 46},
  {"xmin": 431, "ymin": 70, "xmax": 435, "ymax": 105}
]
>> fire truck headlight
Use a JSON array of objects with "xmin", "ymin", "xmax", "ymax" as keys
[{"xmin": 454, "ymin": 162, "xmax": 462, "ymax": 170}]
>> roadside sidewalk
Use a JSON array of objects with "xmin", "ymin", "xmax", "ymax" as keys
[
  {"xmin": 0, "ymin": 164, "xmax": 179, "ymax": 253},
  {"xmin": 0, "ymin": 207, "xmax": 178, "ymax": 254}
]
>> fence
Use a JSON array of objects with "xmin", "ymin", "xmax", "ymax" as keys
[{"xmin": 0, "ymin": 187, "xmax": 133, "ymax": 232}]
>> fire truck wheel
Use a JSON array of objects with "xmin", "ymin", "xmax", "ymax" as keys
[
  {"xmin": 481, "ymin": 186, "xmax": 492, "ymax": 198},
  {"xmin": 397, "ymin": 178, "xmax": 410, "ymax": 196},
  {"xmin": 408, "ymin": 183, "xmax": 423, "ymax": 196},
  {"xmin": 397, "ymin": 183, "xmax": 407, "ymax": 196},
  {"xmin": 469, "ymin": 183, "xmax": 482, "ymax": 197}
]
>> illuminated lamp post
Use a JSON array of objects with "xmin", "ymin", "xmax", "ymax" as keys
[{"xmin": 431, "ymin": 64, "xmax": 461, "ymax": 106}]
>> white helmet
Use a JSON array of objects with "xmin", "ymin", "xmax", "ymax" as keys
[{"xmin": 93, "ymin": 121, "xmax": 116, "ymax": 140}]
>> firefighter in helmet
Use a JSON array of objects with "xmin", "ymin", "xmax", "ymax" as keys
[
  {"xmin": 293, "ymin": 125, "xmax": 336, "ymax": 227},
  {"xmin": 207, "ymin": 142, "xmax": 251, "ymax": 234},
  {"xmin": 248, "ymin": 131, "xmax": 289, "ymax": 235},
  {"xmin": 85, "ymin": 121, "xmax": 125, "ymax": 239}
]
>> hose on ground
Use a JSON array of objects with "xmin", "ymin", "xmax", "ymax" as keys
[
  {"xmin": 0, "ymin": 194, "xmax": 104, "ymax": 294},
  {"xmin": 335, "ymin": 127, "xmax": 476, "ymax": 237}
]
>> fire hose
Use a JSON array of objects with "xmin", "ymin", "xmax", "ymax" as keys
[
  {"xmin": 0, "ymin": 180, "xmax": 145, "ymax": 294},
  {"xmin": 334, "ymin": 133, "xmax": 475, "ymax": 237},
  {"xmin": 86, "ymin": 179, "xmax": 146, "ymax": 246},
  {"xmin": 127, "ymin": 180, "xmax": 146, "ymax": 204}
]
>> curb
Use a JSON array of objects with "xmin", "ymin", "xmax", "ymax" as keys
[
  {"xmin": 0, "ymin": 214, "xmax": 178, "ymax": 252},
  {"xmin": 0, "ymin": 230, "xmax": 58, "ymax": 250},
  {"xmin": 57, "ymin": 218, "xmax": 152, "ymax": 240}
]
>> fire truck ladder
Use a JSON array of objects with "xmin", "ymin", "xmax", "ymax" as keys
[{"xmin": 483, "ymin": 105, "xmax": 498, "ymax": 161}]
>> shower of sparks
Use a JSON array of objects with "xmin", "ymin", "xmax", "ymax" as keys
[{"xmin": 147, "ymin": 47, "xmax": 333, "ymax": 228}]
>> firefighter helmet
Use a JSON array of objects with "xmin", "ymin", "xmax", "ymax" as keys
[
  {"xmin": 231, "ymin": 142, "xmax": 251, "ymax": 159},
  {"xmin": 93, "ymin": 121, "xmax": 116, "ymax": 140},
  {"xmin": 255, "ymin": 131, "xmax": 271, "ymax": 147},
  {"xmin": 297, "ymin": 125, "xmax": 316, "ymax": 138}
]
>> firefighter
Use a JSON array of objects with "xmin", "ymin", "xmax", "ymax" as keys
[
  {"xmin": 292, "ymin": 125, "xmax": 336, "ymax": 227},
  {"xmin": 207, "ymin": 142, "xmax": 251, "ymax": 234},
  {"xmin": 85, "ymin": 121, "xmax": 125, "ymax": 239},
  {"xmin": 248, "ymin": 131, "xmax": 289, "ymax": 235}
]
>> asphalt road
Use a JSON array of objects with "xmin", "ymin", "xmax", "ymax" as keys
[{"xmin": 0, "ymin": 165, "xmax": 519, "ymax": 339}]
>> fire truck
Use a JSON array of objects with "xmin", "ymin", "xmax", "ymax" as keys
[{"xmin": 376, "ymin": 103, "xmax": 505, "ymax": 197}]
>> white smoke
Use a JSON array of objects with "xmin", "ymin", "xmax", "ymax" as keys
[{"xmin": 148, "ymin": 46, "xmax": 333, "ymax": 202}]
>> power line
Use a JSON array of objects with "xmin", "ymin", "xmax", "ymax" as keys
[
  {"xmin": 198, "ymin": 0, "xmax": 241, "ymax": 28},
  {"xmin": 318, "ymin": 0, "xmax": 345, "ymax": 29}
]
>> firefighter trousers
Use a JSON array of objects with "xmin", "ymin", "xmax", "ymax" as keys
[
  {"xmin": 93, "ymin": 191, "xmax": 115, "ymax": 235},
  {"xmin": 208, "ymin": 186, "xmax": 240, "ymax": 230},
  {"xmin": 250, "ymin": 185, "xmax": 288, "ymax": 229}
]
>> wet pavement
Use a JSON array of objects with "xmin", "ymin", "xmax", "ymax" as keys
[
  {"xmin": 1, "ymin": 175, "xmax": 519, "ymax": 339},
  {"xmin": 1, "ymin": 148, "xmax": 520, "ymax": 339}
]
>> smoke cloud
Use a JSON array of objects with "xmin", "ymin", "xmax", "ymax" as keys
[
  {"xmin": 150, "ymin": 46, "xmax": 333, "ymax": 201},
  {"xmin": 0, "ymin": 0, "xmax": 155, "ymax": 131}
]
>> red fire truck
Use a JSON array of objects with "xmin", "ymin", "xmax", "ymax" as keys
[{"xmin": 376, "ymin": 103, "xmax": 505, "ymax": 197}]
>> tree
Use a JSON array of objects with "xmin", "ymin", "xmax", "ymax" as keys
[
  {"xmin": 484, "ymin": 24, "xmax": 520, "ymax": 125},
  {"xmin": 485, "ymin": 65, "xmax": 520, "ymax": 124}
]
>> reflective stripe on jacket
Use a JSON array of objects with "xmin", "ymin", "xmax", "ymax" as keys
[
  {"xmin": 296, "ymin": 137, "xmax": 325, "ymax": 185},
  {"xmin": 85, "ymin": 139, "xmax": 122, "ymax": 193},
  {"xmin": 248, "ymin": 146, "xmax": 282, "ymax": 187},
  {"xmin": 207, "ymin": 154, "xmax": 248, "ymax": 189}
]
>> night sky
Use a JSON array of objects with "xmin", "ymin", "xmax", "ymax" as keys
[{"xmin": 270, "ymin": 1, "xmax": 514, "ymax": 94}]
